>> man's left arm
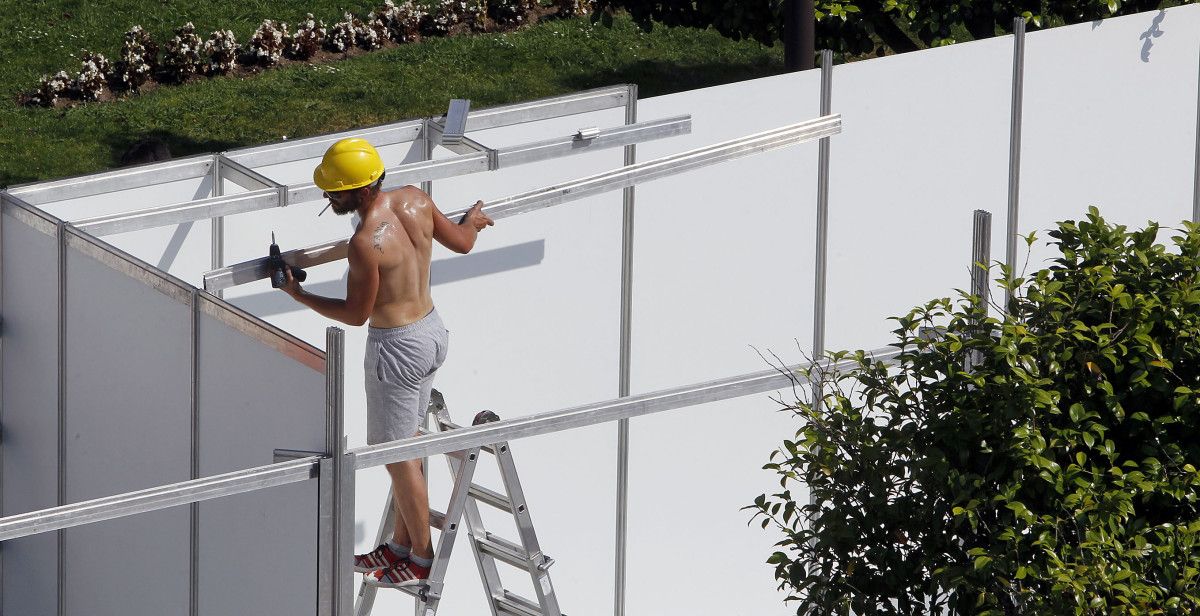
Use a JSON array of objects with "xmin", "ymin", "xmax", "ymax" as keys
[{"xmin": 281, "ymin": 236, "xmax": 379, "ymax": 326}]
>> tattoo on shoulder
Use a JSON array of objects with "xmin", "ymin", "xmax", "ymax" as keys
[{"xmin": 372, "ymin": 222, "xmax": 388, "ymax": 253}]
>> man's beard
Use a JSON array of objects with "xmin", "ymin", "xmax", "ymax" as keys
[{"xmin": 331, "ymin": 195, "xmax": 357, "ymax": 215}]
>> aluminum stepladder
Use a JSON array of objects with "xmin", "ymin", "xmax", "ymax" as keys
[{"xmin": 354, "ymin": 389, "xmax": 563, "ymax": 616}]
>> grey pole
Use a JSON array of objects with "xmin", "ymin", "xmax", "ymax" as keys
[
  {"xmin": 614, "ymin": 83, "xmax": 637, "ymax": 616},
  {"xmin": 189, "ymin": 291, "xmax": 200, "ymax": 616},
  {"xmin": 56, "ymin": 221, "xmax": 67, "ymax": 616},
  {"xmin": 1193, "ymin": 39, "xmax": 1200, "ymax": 223},
  {"xmin": 1005, "ymin": 18, "xmax": 1026, "ymax": 309},
  {"xmin": 210, "ymin": 158, "xmax": 224, "ymax": 299},
  {"xmin": 0, "ymin": 195, "xmax": 5, "ymax": 600},
  {"xmin": 967, "ymin": 210, "xmax": 992, "ymax": 373},
  {"xmin": 321, "ymin": 327, "xmax": 350, "ymax": 615},
  {"xmin": 421, "ymin": 119, "xmax": 435, "ymax": 199},
  {"xmin": 812, "ymin": 50, "xmax": 833, "ymax": 408}
]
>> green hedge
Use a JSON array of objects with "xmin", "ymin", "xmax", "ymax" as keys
[{"xmin": 751, "ymin": 207, "xmax": 1200, "ymax": 614}]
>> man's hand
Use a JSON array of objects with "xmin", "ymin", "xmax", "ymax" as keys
[
  {"xmin": 461, "ymin": 201, "xmax": 494, "ymax": 232},
  {"xmin": 280, "ymin": 265, "xmax": 304, "ymax": 298}
]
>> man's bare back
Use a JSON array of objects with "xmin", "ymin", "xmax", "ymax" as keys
[
  {"xmin": 354, "ymin": 186, "xmax": 437, "ymax": 328},
  {"xmin": 282, "ymin": 184, "xmax": 492, "ymax": 328}
]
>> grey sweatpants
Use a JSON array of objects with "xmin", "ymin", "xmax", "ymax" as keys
[{"xmin": 364, "ymin": 308, "xmax": 449, "ymax": 445}]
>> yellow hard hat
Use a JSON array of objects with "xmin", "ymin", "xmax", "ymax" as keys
[{"xmin": 313, "ymin": 137, "xmax": 385, "ymax": 192}]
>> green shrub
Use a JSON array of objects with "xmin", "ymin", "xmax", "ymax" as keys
[{"xmin": 751, "ymin": 208, "xmax": 1200, "ymax": 615}]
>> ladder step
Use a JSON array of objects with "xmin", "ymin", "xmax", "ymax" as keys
[
  {"xmin": 495, "ymin": 590, "xmax": 543, "ymax": 616},
  {"xmin": 429, "ymin": 508, "xmax": 446, "ymax": 530},
  {"xmin": 476, "ymin": 534, "xmax": 535, "ymax": 570},
  {"xmin": 469, "ymin": 483, "xmax": 513, "ymax": 512}
]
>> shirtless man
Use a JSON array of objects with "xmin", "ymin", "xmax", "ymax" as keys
[{"xmin": 280, "ymin": 137, "xmax": 493, "ymax": 588}]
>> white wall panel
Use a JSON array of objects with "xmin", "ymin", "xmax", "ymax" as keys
[
  {"xmin": 1, "ymin": 199, "xmax": 61, "ymax": 616},
  {"xmin": 623, "ymin": 73, "xmax": 822, "ymax": 613},
  {"xmin": 62, "ymin": 233, "xmax": 193, "ymax": 615},
  {"xmin": 1020, "ymin": 6, "xmax": 1200, "ymax": 266},
  {"xmin": 195, "ymin": 302, "xmax": 325, "ymax": 616},
  {"xmin": 827, "ymin": 35, "xmax": 1014, "ymax": 354}
]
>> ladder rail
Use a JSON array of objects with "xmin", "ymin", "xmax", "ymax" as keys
[{"xmin": 359, "ymin": 392, "xmax": 561, "ymax": 616}]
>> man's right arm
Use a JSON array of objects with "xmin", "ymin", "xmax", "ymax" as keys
[{"xmin": 433, "ymin": 200, "xmax": 493, "ymax": 254}]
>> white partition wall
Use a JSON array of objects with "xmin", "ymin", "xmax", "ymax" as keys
[
  {"xmin": 1, "ymin": 197, "xmax": 61, "ymax": 616},
  {"xmin": 0, "ymin": 193, "xmax": 329, "ymax": 614},
  {"xmin": 826, "ymin": 36, "xmax": 1014, "ymax": 353},
  {"xmin": 1020, "ymin": 8, "xmax": 1200, "ymax": 266},
  {"xmin": 195, "ymin": 299, "xmax": 326, "ymax": 616},
  {"xmin": 61, "ymin": 230, "xmax": 194, "ymax": 614}
]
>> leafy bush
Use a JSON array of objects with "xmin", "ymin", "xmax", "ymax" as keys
[
  {"xmin": 751, "ymin": 208, "xmax": 1200, "ymax": 614},
  {"xmin": 111, "ymin": 26, "xmax": 157, "ymax": 93},
  {"xmin": 356, "ymin": 11, "xmax": 388, "ymax": 49},
  {"xmin": 488, "ymin": 0, "xmax": 536, "ymax": 25},
  {"xmin": 325, "ymin": 12, "xmax": 358, "ymax": 51},
  {"xmin": 287, "ymin": 14, "xmax": 326, "ymax": 60},
  {"xmin": 203, "ymin": 30, "xmax": 239, "ymax": 75},
  {"xmin": 74, "ymin": 51, "xmax": 111, "ymax": 101},
  {"xmin": 246, "ymin": 20, "xmax": 288, "ymax": 66},
  {"xmin": 31, "ymin": 71, "xmax": 71, "ymax": 107},
  {"xmin": 162, "ymin": 22, "xmax": 204, "ymax": 82},
  {"xmin": 376, "ymin": 0, "xmax": 426, "ymax": 42}
]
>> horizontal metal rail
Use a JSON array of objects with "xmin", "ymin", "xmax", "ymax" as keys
[
  {"xmin": 203, "ymin": 114, "xmax": 837, "ymax": 292},
  {"xmin": 353, "ymin": 337, "xmax": 879, "ymax": 469},
  {"xmin": 0, "ymin": 344, "xmax": 897, "ymax": 542},
  {"xmin": 75, "ymin": 188, "xmax": 283, "ymax": 237},
  {"xmin": 488, "ymin": 114, "xmax": 839, "ymax": 218},
  {"xmin": 72, "ymin": 116, "xmax": 690, "ymax": 239},
  {"xmin": 221, "ymin": 85, "xmax": 630, "ymax": 168},
  {"xmin": 0, "ymin": 457, "xmax": 318, "ymax": 542},
  {"xmin": 6, "ymin": 155, "xmax": 215, "ymax": 206}
]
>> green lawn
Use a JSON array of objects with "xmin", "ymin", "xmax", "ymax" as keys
[{"xmin": 2, "ymin": 3, "xmax": 785, "ymax": 186}]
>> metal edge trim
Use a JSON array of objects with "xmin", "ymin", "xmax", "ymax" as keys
[
  {"xmin": 224, "ymin": 122, "xmax": 425, "ymax": 164},
  {"xmin": 1, "ymin": 193, "xmax": 61, "ymax": 236},
  {"xmin": 74, "ymin": 188, "xmax": 280, "ymax": 237},
  {"xmin": 63, "ymin": 227, "xmax": 194, "ymax": 306},
  {"xmin": 195, "ymin": 293, "xmax": 326, "ymax": 373},
  {"xmin": 8, "ymin": 156, "xmax": 215, "ymax": 204}
]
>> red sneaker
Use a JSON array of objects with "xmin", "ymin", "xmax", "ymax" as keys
[
  {"xmin": 366, "ymin": 560, "xmax": 431, "ymax": 589},
  {"xmin": 354, "ymin": 544, "xmax": 406, "ymax": 573}
]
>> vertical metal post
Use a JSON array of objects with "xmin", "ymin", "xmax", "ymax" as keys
[
  {"xmin": 967, "ymin": 210, "xmax": 992, "ymax": 373},
  {"xmin": 614, "ymin": 84, "xmax": 637, "ymax": 616},
  {"xmin": 210, "ymin": 158, "xmax": 224, "ymax": 300},
  {"xmin": 421, "ymin": 120, "xmax": 435, "ymax": 199},
  {"xmin": 1005, "ymin": 18, "xmax": 1026, "ymax": 309},
  {"xmin": 1193, "ymin": 39, "xmax": 1200, "ymax": 223},
  {"xmin": 323, "ymin": 327, "xmax": 352, "ymax": 616},
  {"xmin": 56, "ymin": 222, "xmax": 67, "ymax": 616},
  {"xmin": 189, "ymin": 291, "xmax": 200, "ymax": 616},
  {"xmin": 812, "ymin": 50, "xmax": 833, "ymax": 408},
  {"xmin": 0, "ymin": 195, "xmax": 6, "ymax": 597}
]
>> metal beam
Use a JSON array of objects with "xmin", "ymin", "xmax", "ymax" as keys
[
  {"xmin": 0, "ymin": 345, "xmax": 896, "ymax": 543},
  {"xmin": 223, "ymin": 85, "xmax": 630, "ymax": 169},
  {"xmin": 75, "ymin": 188, "xmax": 283, "ymax": 237},
  {"xmin": 225, "ymin": 123, "xmax": 425, "ymax": 169},
  {"xmin": 0, "ymin": 458, "xmax": 318, "ymax": 542},
  {"xmin": 352, "ymin": 347, "xmax": 895, "ymax": 471},
  {"xmin": 204, "ymin": 115, "xmax": 838, "ymax": 292},
  {"xmin": 7, "ymin": 156, "xmax": 215, "ymax": 206}
]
